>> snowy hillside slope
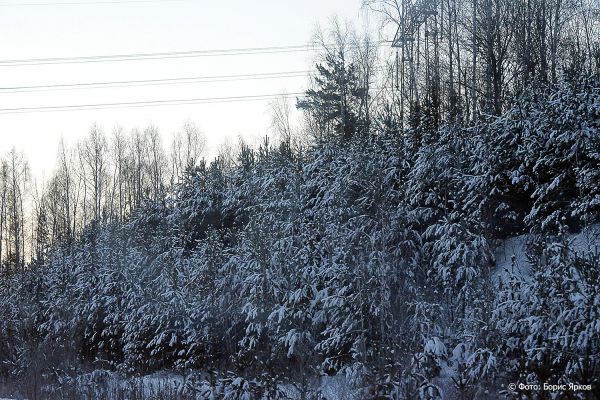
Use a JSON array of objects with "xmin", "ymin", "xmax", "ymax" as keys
[{"xmin": 494, "ymin": 224, "xmax": 600, "ymax": 280}]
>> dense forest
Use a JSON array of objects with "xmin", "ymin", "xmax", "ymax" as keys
[{"xmin": 0, "ymin": 0, "xmax": 599, "ymax": 398}]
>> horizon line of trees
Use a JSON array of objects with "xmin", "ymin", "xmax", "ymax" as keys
[
  {"xmin": 1, "ymin": 0, "xmax": 599, "ymax": 272},
  {"xmin": 0, "ymin": 121, "xmax": 207, "ymax": 271}
]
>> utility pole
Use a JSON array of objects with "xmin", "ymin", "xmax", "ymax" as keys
[{"xmin": 391, "ymin": 0, "xmax": 438, "ymax": 126}]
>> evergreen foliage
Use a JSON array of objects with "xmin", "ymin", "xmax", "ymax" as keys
[{"xmin": 0, "ymin": 71, "xmax": 598, "ymax": 398}]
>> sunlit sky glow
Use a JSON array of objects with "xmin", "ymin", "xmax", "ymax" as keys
[{"xmin": 0, "ymin": 0, "xmax": 370, "ymax": 181}]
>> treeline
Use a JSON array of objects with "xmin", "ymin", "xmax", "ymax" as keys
[
  {"xmin": 2, "ymin": 0, "xmax": 600, "ymax": 272},
  {"xmin": 0, "ymin": 122, "xmax": 205, "ymax": 272},
  {"xmin": 365, "ymin": 0, "xmax": 600, "ymax": 124},
  {"xmin": 0, "ymin": 8, "xmax": 598, "ymax": 397},
  {"xmin": 0, "ymin": 70, "xmax": 598, "ymax": 398}
]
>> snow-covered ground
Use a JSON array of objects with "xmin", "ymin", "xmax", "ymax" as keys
[
  {"xmin": 494, "ymin": 224, "xmax": 600, "ymax": 281},
  {"xmin": 27, "ymin": 369, "xmax": 357, "ymax": 400},
  {"xmin": 494, "ymin": 232, "xmax": 531, "ymax": 278}
]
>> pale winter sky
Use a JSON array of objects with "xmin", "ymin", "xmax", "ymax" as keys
[{"xmin": 0, "ymin": 0, "xmax": 373, "ymax": 181}]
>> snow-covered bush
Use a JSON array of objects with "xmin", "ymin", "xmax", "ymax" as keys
[{"xmin": 494, "ymin": 228, "xmax": 600, "ymax": 393}]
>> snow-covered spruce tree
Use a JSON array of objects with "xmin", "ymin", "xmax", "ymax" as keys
[
  {"xmin": 206, "ymin": 140, "xmax": 306, "ymax": 397},
  {"xmin": 401, "ymin": 121, "xmax": 498, "ymax": 397},
  {"xmin": 297, "ymin": 134, "xmax": 420, "ymax": 397},
  {"xmin": 0, "ymin": 266, "xmax": 44, "ymax": 385},
  {"xmin": 260, "ymin": 149, "xmax": 324, "ymax": 392},
  {"xmin": 484, "ymin": 75, "xmax": 600, "ymax": 234},
  {"xmin": 178, "ymin": 230, "xmax": 228, "ymax": 370},
  {"xmin": 171, "ymin": 156, "xmax": 231, "ymax": 250},
  {"xmin": 480, "ymin": 94, "xmax": 537, "ymax": 238},
  {"xmin": 494, "ymin": 226, "xmax": 600, "ymax": 394},
  {"xmin": 67, "ymin": 222, "xmax": 108, "ymax": 364},
  {"xmin": 0, "ymin": 274, "xmax": 18, "ymax": 377}
]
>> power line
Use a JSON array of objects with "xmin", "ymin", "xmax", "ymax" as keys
[
  {"xmin": 0, "ymin": 71, "xmax": 310, "ymax": 93},
  {"xmin": 0, "ymin": 0, "xmax": 188, "ymax": 6},
  {"xmin": 0, "ymin": 66, "xmax": 387, "ymax": 93},
  {"xmin": 0, "ymin": 45, "xmax": 318, "ymax": 67},
  {"xmin": 0, "ymin": 92, "xmax": 305, "ymax": 114},
  {"xmin": 0, "ymin": 42, "xmax": 388, "ymax": 67}
]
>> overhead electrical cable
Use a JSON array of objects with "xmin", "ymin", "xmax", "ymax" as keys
[
  {"xmin": 0, "ymin": 42, "xmax": 388, "ymax": 66},
  {"xmin": 0, "ymin": 66, "xmax": 386, "ymax": 93},
  {"xmin": 0, "ymin": 0, "xmax": 189, "ymax": 6},
  {"xmin": 0, "ymin": 71, "xmax": 310, "ymax": 93},
  {"xmin": 0, "ymin": 45, "xmax": 318, "ymax": 66},
  {"xmin": 0, "ymin": 92, "xmax": 306, "ymax": 114}
]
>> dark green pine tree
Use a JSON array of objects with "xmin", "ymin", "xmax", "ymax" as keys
[{"xmin": 297, "ymin": 51, "xmax": 368, "ymax": 143}]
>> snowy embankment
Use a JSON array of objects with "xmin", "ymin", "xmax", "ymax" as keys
[{"xmin": 494, "ymin": 224, "xmax": 600, "ymax": 280}]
